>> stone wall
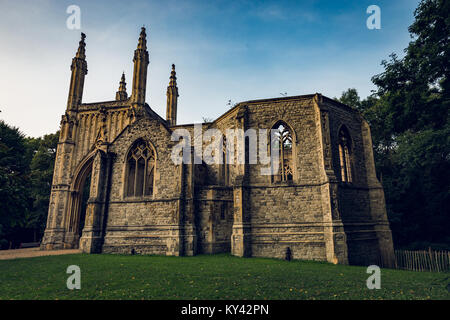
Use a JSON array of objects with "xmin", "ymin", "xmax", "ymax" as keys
[
  {"xmin": 102, "ymin": 114, "xmax": 183, "ymax": 255},
  {"xmin": 194, "ymin": 186, "xmax": 233, "ymax": 253},
  {"xmin": 224, "ymin": 95, "xmax": 394, "ymax": 266},
  {"xmin": 325, "ymin": 97, "xmax": 395, "ymax": 266},
  {"xmin": 224, "ymin": 97, "xmax": 330, "ymax": 261},
  {"xmin": 246, "ymin": 185, "xmax": 327, "ymax": 261}
]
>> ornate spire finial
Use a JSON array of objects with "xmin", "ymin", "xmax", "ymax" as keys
[
  {"xmin": 116, "ymin": 72, "xmax": 128, "ymax": 101},
  {"xmin": 76, "ymin": 32, "xmax": 86, "ymax": 59},
  {"xmin": 67, "ymin": 32, "xmax": 88, "ymax": 110},
  {"xmin": 119, "ymin": 72, "xmax": 126, "ymax": 89},
  {"xmin": 166, "ymin": 63, "xmax": 179, "ymax": 126},
  {"xmin": 131, "ymin": 26, "xmax": 149, "ymax": 105},
  {"xmin": 137, "ymin": 26, "xmax": 147, "ymax": 50},
  {"xmin": 169, "ymin": 64, "xmax": 177, "ymax": 87}
]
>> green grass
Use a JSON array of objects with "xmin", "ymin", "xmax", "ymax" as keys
[{"xmin": 0, "ymin": 253, "xmax": 448, "ymax": 300}]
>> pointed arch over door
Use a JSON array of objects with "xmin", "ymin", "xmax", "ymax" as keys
[{"xmin": 64, "ymin": 152, "xmax": 95, "ymax": 248}]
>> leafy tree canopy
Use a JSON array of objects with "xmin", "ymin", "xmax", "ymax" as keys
[
  {"xmin": 337, "ymin": 0, "xmax": 450, "ymax": 249},
  {"xmin": 0, "ymin": 120, "xmax": 30, "ymax": 247}
]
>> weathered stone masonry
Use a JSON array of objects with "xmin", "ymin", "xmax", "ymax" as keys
[{"xmin": 41, "ymin": 29, "xmax": 395, "ymax": 267}]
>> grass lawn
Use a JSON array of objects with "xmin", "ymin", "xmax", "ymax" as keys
[{"xmin": 0, "ymin": 253, "xmax": 448, "ymax": 300}]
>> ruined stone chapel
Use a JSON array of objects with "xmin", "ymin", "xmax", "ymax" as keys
[{"xmin": 41, "ymin": 28, "xmax": 395, "ymax": 266}]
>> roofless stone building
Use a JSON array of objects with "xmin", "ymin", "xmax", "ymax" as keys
[{"xmin": 41, "ymin": 28, "xmax": 395, "ymax": 267}]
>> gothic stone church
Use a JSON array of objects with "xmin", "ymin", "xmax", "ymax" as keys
[{"xmin": 41, "ymin": 28, "xmax": 395, "ymax": 266}]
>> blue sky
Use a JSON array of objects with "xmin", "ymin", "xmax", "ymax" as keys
[{"xmin": 0, "ymin": 0, "xmax": 420, "ymax": 137}]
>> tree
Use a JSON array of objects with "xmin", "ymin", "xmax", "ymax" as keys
[
  {"xmin": 349, "ymin": 0, "xmax": 450, "ymax": 249},
  {"xmin": 371, "ymin": 0, "xmax": 449, "ymax": 134},
  {"xmin": 337, "ymin": 88, "xmax": 362, "ymax": 111},
  {"xmin": 0, "ymin": 120, "xmax": 30, "ymax": 248},
  {"xmin": 25, "ymin": 132, "xmax": 59, "ymax": 241},
  {"xmin": 0, "ymin": 119, "xmax": 58, "ymax": 248}
]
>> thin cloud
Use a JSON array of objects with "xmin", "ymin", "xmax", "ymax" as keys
[{"xmin": 252, "ymin": 3, "xmax": 317, "ymax": 23}]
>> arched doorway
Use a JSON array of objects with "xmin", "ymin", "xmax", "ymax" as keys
[{"xmin": 64, "ymin": 155, "xmax": 94, "ymax": 249}]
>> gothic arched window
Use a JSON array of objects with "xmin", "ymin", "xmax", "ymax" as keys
[
  {"xmin": 126, "ymin": 140, "xmax": 155, "ymax": 197},
  {"xmin": 338, "ymin": 126, "xmax": 352, "ymax": 183},
  {"xmin": 272, "ymin": 122, "xmax": 293, "ymax": 182}
]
